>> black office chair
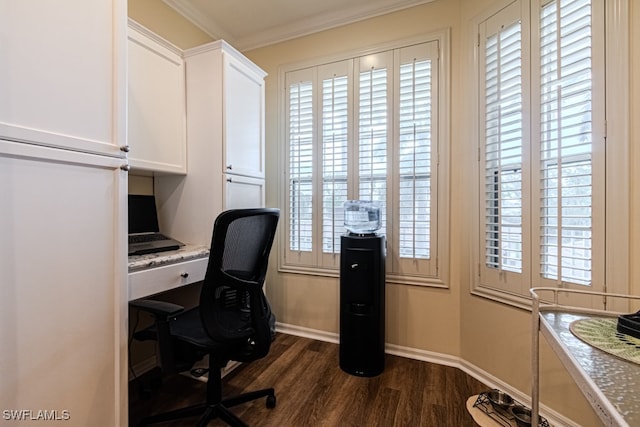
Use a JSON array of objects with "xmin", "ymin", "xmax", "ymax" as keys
[{"xmin": 131, "ymin": 208, "xmax": 280, "ymax": 427}]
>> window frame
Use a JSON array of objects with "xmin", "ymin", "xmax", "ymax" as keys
[
  {"xmin": 278, "ymin": 31, "xmax": 451, "ymax": 288},
  {"xmin": 471, "ymin": 0, "xmax": 630, "ymax": 309}
]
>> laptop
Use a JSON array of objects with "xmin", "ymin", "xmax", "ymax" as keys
[{"xmin": 128, "ymin": 194, "xmax": 184, "ymax": 255}]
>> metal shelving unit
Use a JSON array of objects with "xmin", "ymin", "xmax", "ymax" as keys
[{"xmin": 531, "ymin": 288, "xmax": 640, "ymax": 427}]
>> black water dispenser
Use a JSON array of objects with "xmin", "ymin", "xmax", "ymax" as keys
[{"xmin": 339, "ymin": 228, "xmax": 385, "ymax": 377}]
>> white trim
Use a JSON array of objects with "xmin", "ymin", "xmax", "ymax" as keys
[
  {"xmin": 603, "ymin": 0, "xmax": 630, "ymax": 306},
  {"xmin": 161, "ymin": 0, "xmax": 236, "ymax": 44},
  {"xmin": 278, "ymin": 31, "xmax": 449, "ymax": 75},
  {"xmin": 162, "ymin": 0, "xmax": 436, "ymax": 51},
  {"xmin": 275, "ymin": 322, "xmax": 340, "ymax": 344},
  {"xmin": 128, "ymin": 18, "xmax": 183, "ymax": 58},
  {"xmin": 183, "ymin": 39, "xmax": 267, "ymax": 78},
  {"xmin": 237, "ymin": 0, "xmax": 437, "ymax": 51}
]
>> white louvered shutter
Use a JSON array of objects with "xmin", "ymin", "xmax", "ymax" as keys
[
  {"xmin": 484, "ymin": 16, "xmax": 523, "ymax": 273},
  {"xmin": 393, "ymin": 42, "xmax": 440, "ymax": 278},
  {"xmin": 357, "ymin": 53, "xmax": 391, "ymax": 234},
  {"xmin": 320, "ymin": 61, "xmax": 351, "ymax": 266},
  {"xmin": 537, "ymin": 0, "xmax": 602, "ymax": 287},
  {"xmin": 478, "ymin": 1, "xmax": 528, "ymax": 292},
  {"xmin": 287, "ymin": 75, "xmax": 314, "ymax": 257},
  {"xmin": 282, "ymin": 38, "xmax": 448, "ymax": 285},
  {"xmin": 398, "ymin": 48, "xmax": 432, "ymax": 260}
]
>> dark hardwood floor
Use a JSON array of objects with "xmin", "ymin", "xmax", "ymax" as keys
[{"xmin": 129, "ymin": 333, "xmax": 488, "ymax": 426}]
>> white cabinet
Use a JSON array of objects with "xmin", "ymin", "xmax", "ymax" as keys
[
  {"xmin": 156, "ymin": 41, "xmax": 267, "ymax": 247},
  {"xmin": 225, "ymin": 174, "xmax": 266, "ymax": 210},
  {"xmin": 0, "ymin": 141, "xmax": 128, "ymax": 426},
  {"xmin": 0, "ymin": 2, "xmax": 128, "ymax": 425},
  {"xmin": 127, "ymin": 20, "xmax": 186, "ymax": 174},
  {"xmin": 0, "ymin": 0, "xmax": 127, "ymax": 158}
]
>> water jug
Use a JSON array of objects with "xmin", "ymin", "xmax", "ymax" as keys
[{"xmin": 343, "ymin": 200, "xmax": 381, "ymax": 234}]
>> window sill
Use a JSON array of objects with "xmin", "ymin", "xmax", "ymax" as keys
[
  {"xmin": 277, "ymin": 263, "xmax": 448, "ymax": 288},
  {"xmin": 470, "ymin": 285, "xmax": 533, "ymax": 311}
]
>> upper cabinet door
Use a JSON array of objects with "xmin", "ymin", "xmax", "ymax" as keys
[
  {"xmin": 0, "ymin": 0, "xmax": 127, "ymax": 157},
  {"xmin": 223, "ymin": 52, "xmax": 266, "ymax": 179},
  {"xmin": 128, "ymin": 21, "xmax": 186, "ymax": 174}
]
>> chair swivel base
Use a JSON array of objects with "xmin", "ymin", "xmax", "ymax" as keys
[{"xmin": 139, "ymin": 387, "xmax": 276, "ymax": 427}]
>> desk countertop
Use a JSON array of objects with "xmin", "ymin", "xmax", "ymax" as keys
[{"xmin": 128, "ymin": 244, "xmax": 209, "ymax": 272}]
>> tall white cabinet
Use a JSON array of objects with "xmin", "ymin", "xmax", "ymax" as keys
[
  {"xmin": 0, "ymin": 1, "xmax": 128, "ymax": 425},
  {"xmin": 156, "ymin": 41, "xmax": 267, "ymax": 246}
]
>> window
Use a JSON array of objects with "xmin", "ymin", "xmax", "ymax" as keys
[
  {"xmin": 536, "ymin": 0, "xmax": 602, "ymax": 288},
  {"xmin": 282, "ymin": 35, "xmax": 449, "ymax": 286},
  {"xmin": 478, "ymin": 0, "xmax": 530, "ymax": 295},
  {"xmin": 474, "ymin": 0, "xmax": 623, "ymax": 306}
]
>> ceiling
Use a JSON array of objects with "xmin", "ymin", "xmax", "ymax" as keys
[{"xmin": 162, "ymin": 0, "xmax": 434, "ymax": 51}]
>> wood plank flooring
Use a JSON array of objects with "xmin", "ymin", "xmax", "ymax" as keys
[{"xmin": 129, "ymin": 333, "xmax": 488, "ymax": 426}]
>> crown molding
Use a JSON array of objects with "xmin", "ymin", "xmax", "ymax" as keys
[
  {"xmin": 162, "ymin": 0, "xmax": 237, "ymax": 44},
  {"xmin": 163, "ymin": 0, "xmax": 434, "ymax": 51},
  {"xmin": 236, "ymin": 0, "xmax": 435, "ymax": 51}
]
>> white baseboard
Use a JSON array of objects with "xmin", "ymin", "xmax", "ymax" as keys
[
  {"xmin": 275, "ymin": 322, "xmax": 578, "ymax": 427},
  {"xmin": 275, "ymin": 322, "xmax": 340, "ymax": 344}
]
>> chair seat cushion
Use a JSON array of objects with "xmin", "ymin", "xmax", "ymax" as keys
[
  {"xmin": 169, "ymin": 307, "xmax": 217, "ymax": 348},
  {"xmin": 170, "ymin": 308, "xmax": 256, "ymax": 361}
]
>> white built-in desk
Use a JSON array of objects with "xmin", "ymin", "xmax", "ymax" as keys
[{"xmin": 128, "ymin": 245, "xmax": 209, "ymax": 301}]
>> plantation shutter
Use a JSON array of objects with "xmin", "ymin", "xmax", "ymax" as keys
[
  {"xmin": 357, "ymin": 52, "xmax": 391, "ymax": 234},
  {"xmin": 478, "ymin": 1, "xmax": 528, "ymax": 293},
  {"xmin": 282, "ymin": 36, "xmax": 449, "ymax": 286},
  {"xmin": 319, "ymin": 61, "xmax": 351, "ymax": 266},
  {"xmin": 484, "ymin": 14, "xmax": 524, "ymax": 273},
  {"xmin": 398, "ymin": 46, "xmax": 433, "ymax": 260},
  {"xmin": 392, "ymin": 41, "xmax": 440, "ymax": 278},
  {"xmin": 537, "ymin": 0, "xmax": 601, "ymax": 287},
  {"xmin": 286, "ymin": 70, "xmax": 314, "ymax": 262}
]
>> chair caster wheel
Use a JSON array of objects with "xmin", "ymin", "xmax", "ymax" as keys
[{"xmin": 266, "ymin": 394, "xmax": 276, "ymax": 409}]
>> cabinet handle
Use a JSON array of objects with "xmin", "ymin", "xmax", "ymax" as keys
[
  {"xmin": 120, "ymin": 164, "xmax": 130, "ymax": 172},
  {"xmin": 120, "ymin": 145, "xmax": 130, "ymax": 153},
  {"xmin": 226, "ymin": 164, "xmax": 233, "ymax": 170},
  {"xmin": 180, "ymin": 272, "xmax": 189, "ymax": 279},
  {"xmin": 226, "ymin": 178, "xmax": 232, "ymax": 183}
]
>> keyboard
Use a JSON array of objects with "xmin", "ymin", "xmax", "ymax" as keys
[{"xmin": 129, "ymin": 233, "xmax": 170, "ymax": 244}]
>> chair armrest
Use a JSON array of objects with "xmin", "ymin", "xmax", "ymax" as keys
[
  {"xmin": 130, "ymin": 299, "xmax": 184, "ymax": 319},
  {"xmin": 130, "ymin": 299, "xmax": 185, "ymax": 374}
]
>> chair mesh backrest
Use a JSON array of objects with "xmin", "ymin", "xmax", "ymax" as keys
[
  {"xmin": 200, "ymin": 209, "xmax": 279, "ymax": 360},
  {"xmin": 221, "ymin": 215, "xmax": 273, "ymax": 281}
]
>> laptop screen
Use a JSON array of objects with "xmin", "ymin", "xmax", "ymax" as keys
[{"xmin": 128, "ymin": 195, "xmax": 160, "ymax": 234}]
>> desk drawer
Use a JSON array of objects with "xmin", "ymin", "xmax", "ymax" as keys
[{"xmin": 129, "ymin": 257, "xmax": 208, "ymax": 301}]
